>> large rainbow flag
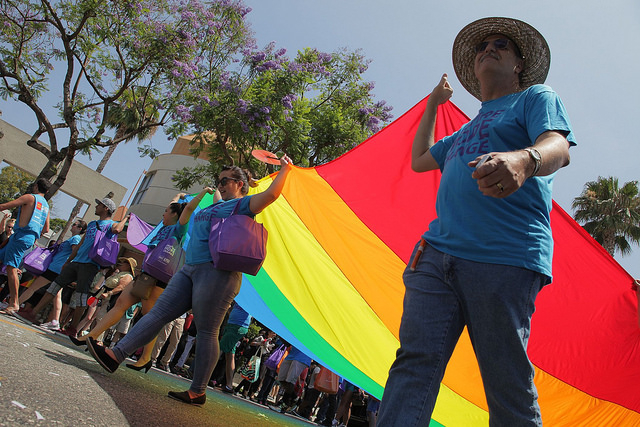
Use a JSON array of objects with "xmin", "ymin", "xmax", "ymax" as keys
[
  {"xmin": 236, "ymin": 97, "xmax": 640, "ymax": 425},
  {"xmin": 132, "ymin": 97, "xmax": 640, "ymax": 425}
]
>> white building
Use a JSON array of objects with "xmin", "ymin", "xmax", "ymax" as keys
[{"xmin": 127, "ymin": 135, "xmax": 211, "ymax": 225}]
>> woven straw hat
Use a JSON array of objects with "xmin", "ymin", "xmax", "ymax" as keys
[{"xmin": 452, "ymin": 17, "xmax": 550, "ymax": 100}]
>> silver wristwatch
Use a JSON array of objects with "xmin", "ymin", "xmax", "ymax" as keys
[{"xmin": 524, "ymin": 147, "xmax": 541, "ymax": 177}]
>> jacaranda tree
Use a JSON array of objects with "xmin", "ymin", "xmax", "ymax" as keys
[
  {"xmin": 168, "ymin": 43, "xmax": 394, "ymax": 187},
  {"xmin": 0, "ymin": 0, "xmax": 253, "ymax": 198}
]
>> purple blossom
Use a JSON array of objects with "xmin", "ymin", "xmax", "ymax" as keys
[
  {"xmin": 175, "ymin": 105, "xmax": 192, "ymax": 122},
  {"xmin": 281, "ymin": 94, "xmax": 297, "ymax": 109},
  {"xmin": 236, "ymin": 99, "xmax": 249, "ymax": 114},
  {"xmin": 275, "ymin": 48, "xmax": 287, "ymax": 57},
  {"xmin": 260, "ymin": 106, "xmax": 270, "ymax": 114},
  {"xmin": 251, "ymin": 51, "xmax": 266, "ymax": 63}
]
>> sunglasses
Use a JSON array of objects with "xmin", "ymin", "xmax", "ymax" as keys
[
  {"xmin": 475, "ymin": 38, "xmax": 514, "ymax": 54},
  {"xmin": 217, "ymin": 177, "xmax": 239, "ymax": 187}
]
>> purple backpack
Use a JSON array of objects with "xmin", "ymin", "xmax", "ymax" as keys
[
  {"xmin": 89, "ymin": 225, "xmax": 120, "ymax": 267},
  {"xmin": 142, "ymin": 237, "xmax": 185, "ymax": 283},
  {"xmin": 23, "ymin": 245, "xmax": 58, "ymax": 275},
  {"xmin": 208, "ymin": 202, "xmax": 268, "ymax": 276}
]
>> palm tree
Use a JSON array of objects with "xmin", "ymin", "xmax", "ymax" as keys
[{"xmin": 572, "ymin": 176, "xmax": 640, "ymax": 257}]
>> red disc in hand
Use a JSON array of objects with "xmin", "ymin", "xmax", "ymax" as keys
[{"xmin": 251, "ymin": 149, "xmax": 280, "ymax": 165}]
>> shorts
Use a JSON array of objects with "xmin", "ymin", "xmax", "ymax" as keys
[
  {"xmin": 219, "ymin": 324, "xmax": 249, "ymax": 354},
  {"xmin": 53, "ymin": 262, "xmax": 100, "ymax": 294},
  {"xmin": 69, "ymin": 291, "xmax": 89, "ymax": 309},
  {"xmin": 40, "ymin": 269, "xmax": 59, "ymax": 282},
  {"xmin": 2, "ymin": 230, "xmax": 37, "ymax": 268},
  {"xmin": 115, "ymin": 316, "xmax": 133, "ymax": 334},
  {"xmin": 277, "ymin": 359, "xmax": 308, "ymax": 384}
]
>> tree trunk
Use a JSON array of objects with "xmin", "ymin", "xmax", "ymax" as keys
[{"xmin": 57, "ymin": 144, "xmax": 119, "ymax": 240}]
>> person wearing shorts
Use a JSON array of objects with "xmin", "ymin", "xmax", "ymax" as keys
[
  {"xmin": 276, "ymin": 345, "xmax": 311, "ymax": 413},
  {"xmin": 27, "ymin": 198, "xmax": 125, "ymax": 337},
  {"xmin": 219, "ymin": 303, "xmax": 252, "ymax": 393},
  {"xmin": 0, "ymin": 179, "xmax": 50, "ymax": 314}
]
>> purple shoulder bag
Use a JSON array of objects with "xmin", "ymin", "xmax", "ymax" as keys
[
  {"xmin": 208, "ymin": 201, "xmax": 268, "ymax": 276},
  {"xmin": 23, "ymin": 245, "xmax": 58, "ymax": 275},
  {"xmin": 142, "ymin": 237, "xmax": 185, "ymax": 283},
  {"xmin": 89, "ymin": 224, "xmax": 120, "ymax": 267}
]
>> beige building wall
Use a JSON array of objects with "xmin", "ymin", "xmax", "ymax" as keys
[{"xmin": 0, "ymin": 119, "xmax": 127, "ymax": 220}]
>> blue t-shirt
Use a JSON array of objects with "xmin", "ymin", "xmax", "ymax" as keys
[
  {"xmin": 73, "ymin": 219, "xmax": 116, "ymax": 265},
  {"xmin": 148, "ymin": 222, "xmax": 187, "ymax": 249},
  {"xmin": 227, "ymin": 304, "xmax": 252, "ymax": 328},
  {"xmin": 285, "ymin": 346, "xmax": 312, "ymax": 366},
  {"xmin": 48, "ymin": 234, "xmax": 82, "ymax": 274},
  {"xmin": 427, "ymin": 85, "xmax": 576, "ymax": 279},
  {"xmin": 185, "ymin": 197, "xmax": 254, "ymax": 265}
]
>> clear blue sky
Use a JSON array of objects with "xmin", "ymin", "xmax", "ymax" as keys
[{"xmin": 2, "ymin": 0, "xmax": 639, "ymax": 276}]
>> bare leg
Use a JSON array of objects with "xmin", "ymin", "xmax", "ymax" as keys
[
  {"xmin": 225, "ymin": 352, "xmax": 235, "ymax": 389},
  {"xmin": 4, "ymin": 266, "xmax": 21, "ymax": 311},
  {"xmin": 83, "ymin": 286, "xmax": 139, "ymax": 341},
  {"xmin": 30, "ymin": 291, "xmax": 54, "ymax": 318},
  {"xmin": 67, "ymin": 306, "xmax": 86, "ymax": 334},
  {"xmin": 77, "ymin": 304, "xmax": 98, "ymax": 334},
  {"xmin": 18, "ymin": 276, "xmax": 52, "ymax": 305},
  {"xmin": 44, "ymin": 290, "xmax": 64, "ymax": 323},
  {"xmin": 129, "ymin": 285, "xmax": 164, "ymax": 367}
]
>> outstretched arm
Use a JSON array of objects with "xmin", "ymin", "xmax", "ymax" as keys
[
  {"xmin": 412, "ymin": 74, "xmax": 454, "ymax": 173},
  {"xmin": 249, "ymin": 155, "xmax": 294, "ymax": 214},
  {"xmin": 179, "ymin": 187, "xmax": 215, "ymax": 225}
]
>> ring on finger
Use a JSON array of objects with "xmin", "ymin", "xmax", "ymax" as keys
[{"xmin": 496, "ymin": 182, "xmax": 504, "ymax": 192}]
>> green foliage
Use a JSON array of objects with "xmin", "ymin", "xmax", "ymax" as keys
[
  {"xmin": 572, "ymin": 176, "xmax": 640, "ymax": 257},
  {"xmin": 0, "ymin": 0, "xmax": 254, "ymax": 196},
  {"xmin": 0, "ymin": 166, "xmax": 34, "ymax": 204},
  {"xmin": 49, "ymin": 218, "xmax": 67, "ymax": 233},
  {"xmin": 167, "ymin": 45, "xmax": 393, "ymax": 187}
]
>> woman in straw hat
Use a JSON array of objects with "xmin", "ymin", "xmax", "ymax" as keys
[{"xmin": 379, "ymin": 17, "xmax": 576, "ymax": 426}]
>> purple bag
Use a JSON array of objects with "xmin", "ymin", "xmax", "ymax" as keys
[
  {"xmin": 89, "ymin": 225, "xmax": 120, "ymax": 267},
  {"xmin": 23, "ymin": 245, "xmax": 58, "ymax": 275},
  {"xmin": 264, "ymin": 344, "xmax": 287, "ymax": 371},
  {"xmin": 142, "ymin": 237, "xmax": 185, "ymax": 283},
  {"xmin": 208, "ymin": 202, "xmax": 268, "ymax": 276}
]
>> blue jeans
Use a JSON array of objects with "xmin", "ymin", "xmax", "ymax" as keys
[
  {"xmin": 112, "ymin": 263, "xmax": 241, "ymax": 394},
  {"xmin": 378, "ymin": 244, "xmax": 546, "ymax": 427}
]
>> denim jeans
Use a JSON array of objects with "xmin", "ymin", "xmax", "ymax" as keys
[
  {"xmin": 112, "ymin": 263, "xmax": 241, "ymax": 394},
  {"xmin": 378, "ymin": 244, "xmax": 546, "ymax": 427}
]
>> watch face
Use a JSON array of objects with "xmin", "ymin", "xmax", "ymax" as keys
[{"xmin": 528, "ymin": 148, "xmax": 541, "ymax": 161}]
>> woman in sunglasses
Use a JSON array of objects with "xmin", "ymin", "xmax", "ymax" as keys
[
  {"xmin": 71, "ymin": 195, "xmax": 187, "ymax": 358},
  {"xmin": 88, "ymin": 156, "xmax": 293, "ymax": 405},
  {"xmin": 16, "ymin": 220, "xmax": 87, "ymax": 326}
]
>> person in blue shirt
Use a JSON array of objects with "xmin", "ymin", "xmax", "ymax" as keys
[
  {"xmin": 71, "ymin": 194, "xmax": 187, "ymax": 366},
  {"xmin": 0, "ymin": 178, "xmax": 50, "ymax": 315},
  {"xmin": 16, "ymin": 219, "xmax": 87, "ymax": 323},
  {"xmin": 88, "ymin": 156, "xmax": 294, "ymax": 406},
  {"xmin": 379, "ymin": 18, "xmax": 576, "ymax": 426},
  {"xmin": 26, "ymin": 197, "xmax": 126, "ymax": 337},
  {"xmin": 218, "ymin": 303, "xmax": 252, "ymax": 393},
  {"xmin": 276, "ymin": 345, "xmax": 312, "ymax": 413}
]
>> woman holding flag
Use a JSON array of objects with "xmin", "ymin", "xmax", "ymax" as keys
[{"xmin": 88, "ymin": 156, "xmax": 293, "ymax": 406}]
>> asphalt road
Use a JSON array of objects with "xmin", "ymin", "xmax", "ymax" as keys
[{"xmin": 0, "ymin": 315, "xmax": 313, "ymax": 426}]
